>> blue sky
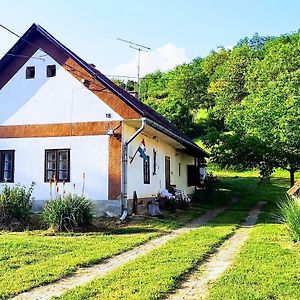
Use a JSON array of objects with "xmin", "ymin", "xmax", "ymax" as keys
[{"xmin": 1, "ymin": 0, "xmax": 300, "ymax": 78}]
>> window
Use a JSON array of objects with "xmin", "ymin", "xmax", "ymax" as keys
[
  {"xmin": 143, "ymin": 156, "xmax": 150, "ymax": 184},
  {"xmin": 0, "ymin": 150, "xmax": 14, "ymax": 182},
  {"xmin": 45, "ymin": 149, "xmax": 70, "ymax": 182},
  {"xmin": 153, "ymin": 149, "xmax": 157, "ymax": 175},
  {"xmin": 47, "ymin": 65, "xmax": 56, "ymax": 77},
  {"xmin": 178, "ymin": 163, "xmax": 181, "ymax": 177},
  {"xmin": 26, "ymin": 66, "xmax": 35, "ymax": 79}
]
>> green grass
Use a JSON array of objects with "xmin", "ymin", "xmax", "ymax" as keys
[
  {"xmin": 209, "ymin": 167, "xmax": 298, "ymax": 210},
  {"xmin": 202, "ymin": 168, "xmax": 300, "ymax": 299},
  {"xmin": 56, "ymin": 201, "xmax": 253, "ymax": 300},
  {"xmin": 57, "ymin": 168, "xmax": 299, "ymax": 300},
  {"xmin": 208, "ymin": 212, "xmax": 300, "ymax": 299},
  {"xmin": 125, "ymin": 203, "xmax": 207, "ymax": 233},
  {"xmin": 0, "ymin": 203, "xmax": 207, "ymax": 298},
  {"xmin": 0, "ymin": 232, "xmax": 155, "ymax": 299},
  {"xmin": 3, "ymin": 168, "xmax": 298, "ymax": 299}
]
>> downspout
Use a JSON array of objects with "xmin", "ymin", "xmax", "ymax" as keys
[{"xmin": 120, "ymin": 117, "xmax": 146, "ymax": 220}]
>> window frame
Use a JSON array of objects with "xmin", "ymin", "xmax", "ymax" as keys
[
  {"xmin": 143, "ymin": 156, "xmax": 150, "ymax": 184},
  {"xmin": 44, "ymin": 149, "xmax": 70, "ymax": 182},
  {"xmin": 0, "ymin": 150, "xmax": 15, "ymax": 183},
  {"xmin": 46, "ymin": 65, "xmax": 56, "ymax": 77},
  {"xmin": 26, "ymin": 66, "xmax": 35, "ymax": 79}
]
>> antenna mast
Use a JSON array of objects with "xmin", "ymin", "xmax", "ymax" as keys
[{"xmin": 117, "ymin": 38, "xmax": 151, "ymax": 99}]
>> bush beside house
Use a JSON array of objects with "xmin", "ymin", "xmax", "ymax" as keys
[
  {"xmin": 43, "ymin": 194, "xmax": 94, "ymax": 231},
  {"xmin": 0, "ymin": 183, "xmax": 35, "ymax": 228}
]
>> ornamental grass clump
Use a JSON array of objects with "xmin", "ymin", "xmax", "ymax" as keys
[
  {"xmin": 276, "ymin": 195, "xmax": 300, "ymax": 242},
  {"xmin": 0, "ymin": 183, "xmax": 34, "ymax": 225},
  {"xmin": 43, "ymin": 194, "xmax": 94, "ymax": 231}
]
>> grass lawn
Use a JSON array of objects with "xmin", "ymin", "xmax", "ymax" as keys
[
  {"xmin": 0, "ymin": 231, "xmax": 155, "ymax": 299},
  {"xmin": 56, "ymin": 201, "xmax": 253, "ymax": 300},
  {"xmin": 0, "ymin": 204, "xmax": 206, "ymax": 299},
  {"xmin": 2, "ymin": 168, "xmax": 298, "ymax": 299},
  {"xmin": 204, "ymin": 168, "xmax": 300, "ymax": 299},
  {"xmin": 208, "ymin": 211, "xmax": 300, "ymax": 300},
  {"xmin": 57, "ymin": 168, "xmax": 299, "ymax": 300}
]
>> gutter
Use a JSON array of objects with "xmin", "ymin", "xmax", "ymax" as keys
[
  {"xmin": 121, "ymin": 117, "xmax": 146, "ymax": 220},
  {"xmin": 144, "ymin": 118, "xmax": 209, "ymax": 158}
]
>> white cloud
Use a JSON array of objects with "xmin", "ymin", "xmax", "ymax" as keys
[{"xmin": 113, "ymin": 43, "xmax": 189, "ymax": 78}]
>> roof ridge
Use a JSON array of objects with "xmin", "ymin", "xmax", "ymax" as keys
[{"xmin": 0, "ymin": 23, "xmax": 208, "ymax": 158}]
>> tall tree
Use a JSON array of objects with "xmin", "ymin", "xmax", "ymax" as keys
[
  {"xmin": 140, "ymin": 60, "xmax": 209, "ymax": 136},
  {"xmin": 205, "ymin": 31, "xmax": 300, "ymax": 186}
]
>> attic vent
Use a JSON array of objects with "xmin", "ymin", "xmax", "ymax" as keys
[
  {"xmin": 26, "ymin": 66, "xmax": 35, "ymax": 79},
  {"xmin": 47, "ymin": 65, "xmax": 56, "ymax": 77}
]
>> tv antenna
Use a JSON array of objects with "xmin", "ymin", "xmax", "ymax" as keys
[{"xmin": 117, "ymin": 38, "xmax": 151, "ymax": 99}]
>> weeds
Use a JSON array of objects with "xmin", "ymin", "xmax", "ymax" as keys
[
  {"xmin": 276, "ymin": 195, "xmax": 300, "ymax": 242},
  {"xmin": 43, "ymin": 194, "xmax": 93, "ymax": 231},
  {"xmin": 0, "ymin": 182, "xmax": 35, "ymax": 225}
]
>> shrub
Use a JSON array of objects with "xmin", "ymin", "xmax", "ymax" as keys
[
  {"xmin": 43, "ymin": 194, "xmax": 94, "ymax": 231},
  {"xmin": 276, "ymin": 195, "xmax": 300, "ymax": 242},
  {"xmin": 0, "ymin": 183, "xmax": 34, "ymax": 224},
  {"xmin": 203, "ymin": 172, "xmax": 220, "ymax": 201}
]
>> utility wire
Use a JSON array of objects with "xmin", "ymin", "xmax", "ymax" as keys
[
  {"xmin": 0, "ymin": 52, "xmax": 45, "ymax": 61},
  {"xmin": 0, "ymin": 24, "xmax": 214, "ymax": 84},
  {"xmin": 0, "ymin": 24, "xmax": 21, "ymax": 39},
  {"xmin": 2, "ymin": 23, "xmax": 283, "ymax": 100},
  {"xmin": 0, "ymin": 24, "xmax": 154, "ymax": 104}
]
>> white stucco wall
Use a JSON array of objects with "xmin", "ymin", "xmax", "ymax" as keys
[
  {"xmin": 124, "ymin": 124, "xmax": 195, "ymax": 200},
  {"xmin": 0, "ymin": 50, "xmax": 122, "ymax": 125},
  {"xmin": 0, "ymin": 135, "xmax": 109, "ymax": 208}
]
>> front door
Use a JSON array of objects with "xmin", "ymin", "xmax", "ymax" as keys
[{"xmin": 165, "ymin": 156, "xmax": 171, "ymax": 190}]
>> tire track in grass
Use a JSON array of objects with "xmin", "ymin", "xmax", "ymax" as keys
[
  {"xmin": 208, "ymin": 212, "xmax": 300, "ymax": 300},
  {"xmin": 12, "ymin": 206, "xmax": 227, "ymax": 300},
  {"xmin": 55, "ymin": 203, "xmax": 251, "ymax": 300},
  {"xmin": 167, "ymin": 201, "xmax": 266, "ymax": 300}
]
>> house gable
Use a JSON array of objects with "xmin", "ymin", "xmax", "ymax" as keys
[
  {"xmin": 0, "ymin": 50, "xmax": 123, "ymax": 125},
  {"xmin": 0, "ymin": 25, "xmax": 141, "ymax": 121}
]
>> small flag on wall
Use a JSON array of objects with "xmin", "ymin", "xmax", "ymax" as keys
[
  {"xmin": 130, "ymin": 139, "xmax": 148, "ymax": 163},
  {"xmin": 137, "ymin": 139, "xmax": 148, "ymax": 160}
]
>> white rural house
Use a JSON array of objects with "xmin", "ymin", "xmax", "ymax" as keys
[{"xmin": 0, "ymin": 24, "xmax": 208, "ymax": 216}]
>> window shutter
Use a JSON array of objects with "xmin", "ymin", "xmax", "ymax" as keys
[{"xmin": 187, "ymin": 165, "xmax": 199, "ymax": 187}]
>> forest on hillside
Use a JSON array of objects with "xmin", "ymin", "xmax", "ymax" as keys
[{"xmin": 113, "ymin": 31, "xmax": 300, "ymax": 185}]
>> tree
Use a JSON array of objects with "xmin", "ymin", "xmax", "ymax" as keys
[
  {"xmin": 237, "ymin": 32, "xmax": 274, "ymax": 52},
  {"xmin": 111, "ymin": 78, "xmax": 137, "ymax": 92},
  {"xmin": 140, "ymin": 60, "xmax": 209, "ymax": 137},
  {"xmin": 205, "ymin": 31, "xmax": 300, "ymax": 186}
]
